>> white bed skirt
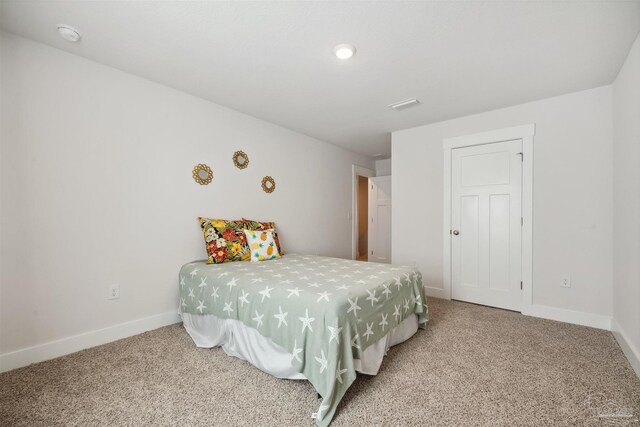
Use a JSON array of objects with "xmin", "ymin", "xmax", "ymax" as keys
[{"xmin": 181, "ymin": 312, "xmax": 419, "ymax": 379}]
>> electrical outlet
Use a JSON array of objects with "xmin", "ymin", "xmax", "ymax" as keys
[
  {"xmin": 108, "ymin": 284, "xmax": 120, "ymax": 300},
  {"xmin": 560, "ymin": 274, "xmax": 571, "ymax": 288}
]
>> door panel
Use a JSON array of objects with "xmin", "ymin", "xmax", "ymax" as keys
[
  {"xmin": 451, "ymin": 140, "xmax": 522, "ymax": 311},
  {"xmin": 368, "ymin": 176, "xmax": 391, "ymax": 264},
  {"xmin": 460, "ymin": 195, "xmax": 479, "ymax": 288},
  {"xmin": 489, "ymin": 194, "xmax": 510, "ymax": 291},
  {"xmin": 461, "ymin": 151, "xmax": 511, "ymax": 186}
]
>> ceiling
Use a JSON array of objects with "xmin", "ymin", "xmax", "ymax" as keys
[{"xmin": 1, "ymin": 1, "xmax": 639, "ymax": 158}]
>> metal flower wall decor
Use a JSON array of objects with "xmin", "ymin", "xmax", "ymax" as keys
[
  {"xmin": 261, "ymin": 176, "xmax": 276, "ymax": 193},
  {"xmin": 192, "ymin": 164, "xmax": 213, "ymax": 185},
  {"xmin": 233, "ymin": 150, "xmax": 249, "ymax": 169},
  {"xmin": 192, "ymin": 150, "xmax": 276, "ymax": 194}
]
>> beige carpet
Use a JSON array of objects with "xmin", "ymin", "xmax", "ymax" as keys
[{"xmin": 1, "ymin": 298, "xmax": 638, "ymax": 426}]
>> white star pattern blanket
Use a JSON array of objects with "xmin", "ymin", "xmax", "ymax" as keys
[{"xmin": 179, "ymin": 254, "xmax": 428, "ymax": 426}]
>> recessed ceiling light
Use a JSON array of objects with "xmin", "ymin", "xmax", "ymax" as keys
[
  {"xmin": 388, "ymin": 98, "xmax": 421, "ymax": 111},
  {"xmin": 57, "ymin": 25, "xmax": 81, "ymax": 42},
  {"xmin": 333, "ymin": 44, "xmax": 356, "ymax": 60}
]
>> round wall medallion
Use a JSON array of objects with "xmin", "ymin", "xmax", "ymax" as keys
[
  {"xmin": 192, "ymin": 164, "xmax": 213, "ymax": 185},
  {"xmin": 261, "ymin": 176, "xmax": 276, "ymax": 193},
  {"xmin": 232, "ymin": 150, "xmax": 249, "ymax": 169}
]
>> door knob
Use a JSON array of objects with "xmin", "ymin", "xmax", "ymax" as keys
[{"xmin": 452, "ymin": 230, "xmax": 459, "ymax": 235}]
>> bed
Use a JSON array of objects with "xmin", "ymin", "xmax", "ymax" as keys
[{"xmin": 178, "ymin": 253, "xmax": 428, "ymax": 426}]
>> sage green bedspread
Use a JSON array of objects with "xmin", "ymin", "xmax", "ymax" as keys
[{"xmin": 179, "ymin": 254, "xmax": 428, "ymax": 426}]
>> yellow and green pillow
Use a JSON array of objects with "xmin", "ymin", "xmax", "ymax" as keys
[
  {"xmin": 242, "ymin": 218, "xmax": 284, "ymax": 255},
  {"xmin": 242, "ymin": 229, "xmax": 281, "ymax": 262}
]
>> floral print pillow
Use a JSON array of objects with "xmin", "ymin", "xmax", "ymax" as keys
[
  {"xmin": 242, "ymin": 218, "xmax": 283, "ymax": 255},
  {"xmin": 243, "ymin": 229, "xmax": 281, "ymax": 262},
  {"xmin": 198, "ymin": 217, "xmax": 250, "ymax": 264}
]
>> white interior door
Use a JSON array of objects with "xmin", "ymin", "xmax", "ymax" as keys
[
  {"xmin": 451, "ymin": 140, "xmax": 522, "ymax": 311},
  {"xmin": 368, "ymin": 176, "xmax": 391, "ymax": 264}
]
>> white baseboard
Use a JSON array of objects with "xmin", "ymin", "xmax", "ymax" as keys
[
  {"xmin": 2, "ymin": 304, "xmax": 630, "ymax": 376},
  {"xmin": 424, "ymin": 286, "xmax": 449, "ymax": 299},
  {"xmin": 0, "ymin": 310, "xmax": 181, "ymax": 373},
  {"xmin": 611, "ymin": 318, "xmax": 640, "ymax": 379},
  {"xmin": 522, "ymin": 304, "xmax": 611, "ymax": 330}
]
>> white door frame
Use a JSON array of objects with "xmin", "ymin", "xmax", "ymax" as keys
[
  {"xmin": 443, "ymin": 124, "xmax": 534, "ymax": 312},
  {"xmin": 352, "ymin": 164, "xmax": 375, "ymax": 260}
]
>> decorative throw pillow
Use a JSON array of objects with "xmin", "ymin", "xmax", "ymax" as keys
[
  {"xmin": 242, "ymin": 218, "xmax": 283, "ymax": 255},
  {"xmin": 198, "ymin": 217, "xmax": 250, "ymax": 264},
  {"xmin": 243, "ymin": 229, "xmax": 281, "ymax": 262}
]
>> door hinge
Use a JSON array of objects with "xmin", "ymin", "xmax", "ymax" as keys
[
  {"xmin": 521, "ymin": 217, "xmax": 523, "ymax": 226},
  {"xmin": 450, "ymin": 229, "xmax": 452, "ymax": 235},
  {"xmin": 520, "ymin": 281, "xmax": 523, "ymax": 290},
  {"xmin": 517, "ymin": 152, "xmax": 523, "ymax": 162},
  {"xmin": 371, "ymin": 250, "xmax": 373, "ymax": 255}
]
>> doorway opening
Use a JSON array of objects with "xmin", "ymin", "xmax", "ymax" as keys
[
  {"xmin": 351, "ymin": 164, "xmax": 375, "ymax": 260},
  {"xmin": 357, "ymin": 175, "xmax": 369, "ymax": 261}
]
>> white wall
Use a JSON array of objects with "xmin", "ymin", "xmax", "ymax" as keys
[
  {"xmin": 392, "ymin": 86, "xmax": 613, "ymax": 319},
  {"xmin": 612, "ymin": 33, "xmax": 640, "ymax": 376},
  {"xmin": 375, "ymin": 158, "xmax": 391, "ymax": 176},
  {"xmin": 0, "ymin": 33, "xmax": 373, "ymax": 364}
]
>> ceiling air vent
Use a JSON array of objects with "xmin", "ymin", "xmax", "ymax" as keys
[{"xmin": 388, "ymin": 98, "xmax": 421, "ymax": 111}]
